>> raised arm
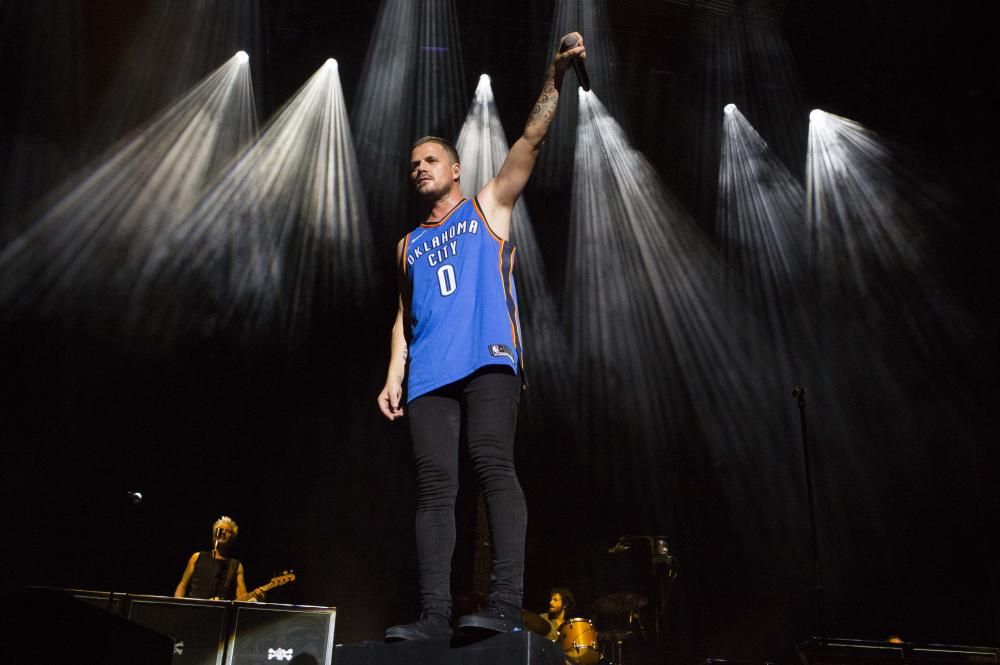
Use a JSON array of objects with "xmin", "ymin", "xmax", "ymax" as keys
[
  {"xmin": 377, "ymin": 238, "xmax": 408, "ymax": 420},
  {"xmin": 477, "ymin": 32, "xmax": 585, "ymax": 238}
]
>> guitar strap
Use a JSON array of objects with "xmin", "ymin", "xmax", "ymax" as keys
[{"xmin": 223, "ymin": 558, "xmax": 239, "ymax": 599}]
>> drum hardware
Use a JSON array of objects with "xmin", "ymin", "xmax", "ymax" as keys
[
  {"xmin": 605, "ymin": 535, "xmax": 679, "ymax": 648},
  {"xmin": 626, "ymin": 608, "xmax": 646, "ymax": 641},
  {"xmin": 592, "ymin": 594, "xmax": 645, "ymax": 665},
  {"xmin": 598, "ymin": 628, "xmax": 634, "ymax": 665}
]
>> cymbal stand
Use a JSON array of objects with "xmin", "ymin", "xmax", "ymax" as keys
[
  {"xmin": 628, "ymin": 608, "xmax": 645, "ymax": 641},
  {"xmin": 651, "ymin": 537, "xmax": 677, "ymax": 649},
  {"xmin": 611, "ymin": 631, "xmax": 627, "ymax": 665},
  {"xmin": 793, "ymin": 385, "xmax": 827, "ymax": 645}
]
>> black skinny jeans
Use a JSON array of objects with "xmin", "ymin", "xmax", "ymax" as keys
[{"xmin": 407, "ymin": 366, "xmax": 526, "ymax": 619}]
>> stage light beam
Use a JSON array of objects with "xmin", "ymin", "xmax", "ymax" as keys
[
  {"xmin": 803, "ymin": 109, "xmax": 987, "ymax": 591},
  {"xmin": 454, "ymin": 72, "xmax": 572, "ymax": 416},
  {"xmin": 567, "ymin": 91, "xmax": 766, "ymax": 508},
  {"xmin": 136, "ymin": 58, "xmax": 374, "ymax": 345},
  {"xmin": 352, "ymin": 0, "xmax": 466, "ymax": 246},
  {"xmin": 715, "ymin": 103, "xmax": 817, "ymax": 555},
  {"xmin": 0, "ymin": 53, "xmax": 257, "ymax": 336},
  {"xmin": 85, "ymin": 0, "xmax": 263, "ymax": 157}
]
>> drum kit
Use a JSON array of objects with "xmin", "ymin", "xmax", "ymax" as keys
[{"xmin": 521, "ymin": 592, "xmax": 649, "ymax": 665}]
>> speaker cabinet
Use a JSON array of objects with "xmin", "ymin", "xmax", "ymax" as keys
[
  {"xmin": 57, "ymin": 587, "xmax": 126, "ymax": 613},
  {"xmin": 225, "ymin": 602, "xmax": 337, "ymax": 665},
  {"xmin": 128, "ymin": 595, "xmax": 230, "ymax": 665},
  {"xmin": 799, "ymin": 638, "xmax": 999, "ymax": 665},
  {"xmin": 0, "ymin": 588, "xmax": 173, "ymax": 665}
]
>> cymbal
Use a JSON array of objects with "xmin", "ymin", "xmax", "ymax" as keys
[
  {"xmin": 592, "ymin": 592, "xmax": 648, "ymax": 613},
  {"xmin": 597, "ymin": 629, "xmax": 634, "ymax": 642},
  {"xmin": 521, "ymin": 609, "xmax": 550, "ymax": 636}
]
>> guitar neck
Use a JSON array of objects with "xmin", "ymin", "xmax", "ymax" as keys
[{"xmin": 244, "ymin": 574, "xmax": 294, "ymax": 601}]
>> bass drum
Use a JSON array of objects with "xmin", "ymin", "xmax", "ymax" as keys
[{"xmin": 558, "ymin": 618, "xmax": 602, "ymax": 665}]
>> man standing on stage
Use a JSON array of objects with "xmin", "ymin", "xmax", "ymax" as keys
[{"xmin": 377, "ymin": 33, "xmax": 586, "ymax": 641}]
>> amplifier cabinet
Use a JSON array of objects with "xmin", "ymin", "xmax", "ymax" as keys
[
  {"xmin": 128, "ymin": 595, "xmax": 230, "ymax": 665},
  {"xmin": 225, "ymin": 602, "xmax": 336, "ymax": 665},
  {"xmin": 799, "ymin": 638, "xmax": 999, "ymax": 665},
  {"xmin": 63, "ymin": 587, "xmax": 126, "ymax": 614}
]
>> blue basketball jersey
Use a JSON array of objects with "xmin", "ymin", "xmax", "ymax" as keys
[{"xmin": 403, "ymin": 197, "xmax": 522, "ymax": 401}]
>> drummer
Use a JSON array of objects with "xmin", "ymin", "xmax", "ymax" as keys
[{"xmin": 540, "ymin": 587, "xmax": 577, "ymax": 641}]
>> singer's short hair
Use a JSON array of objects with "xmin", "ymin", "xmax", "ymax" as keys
[
  {"xmin": 411, "ymin": 136, "xmax": 460, "ymax": 166},
  {"xmin": 212, "ymin": 515, "xmax": 239, "ymax": 537}
]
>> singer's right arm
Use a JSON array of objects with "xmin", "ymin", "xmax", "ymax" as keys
[
  {"xmin": 377, "ymin": 239, "xmax": 408, "ymax": 421},
  {"xmin": 173, "ymin": 552, "xmax": 199, "ymax": 598},
  {"xmin": 477, "ymin": 32, "xmax": 585, "ymax": 239}
]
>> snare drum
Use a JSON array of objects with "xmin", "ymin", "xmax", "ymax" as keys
[{"xmin": 558, "ymin": 618, "xmax": 601, "ymax": 665}]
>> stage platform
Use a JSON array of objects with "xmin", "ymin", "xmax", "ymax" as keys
[{"xmin": 335, "ymin": 631, "xmax": 566, "ymax": 665}]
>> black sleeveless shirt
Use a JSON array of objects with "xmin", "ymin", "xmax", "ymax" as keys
[{"xmin": 185, "ymin": 551, "xmax": 240, "ymax": 600}]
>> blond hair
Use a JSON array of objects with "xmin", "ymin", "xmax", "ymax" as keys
[{"xmin": 212, "ymin": 515, "xmax": 239, "ymax": 537}]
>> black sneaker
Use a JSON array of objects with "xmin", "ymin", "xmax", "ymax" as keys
[
  {"xmin": 385, "ymin": 615, "xmax": 452, "ymax": 641},
  {"xmin": 456, "ymin": 599, "xmax": 524, "ymax": 633}
]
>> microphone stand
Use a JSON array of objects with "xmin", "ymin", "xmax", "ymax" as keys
[
  {"xmin": 107, "ymin": 490, "xmax": 142, "ymax": 613},
  {"xmin": 793, "ymin": 386, "xmax": 826, "ymax": 645},
  {"xmin": 212, "ymin": 528, "xmax": 224, "ymax": 599}
]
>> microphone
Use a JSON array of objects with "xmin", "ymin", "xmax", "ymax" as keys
[{"xmin": 561, "ymin": 34, "xmax": 590, "ymax": 92}]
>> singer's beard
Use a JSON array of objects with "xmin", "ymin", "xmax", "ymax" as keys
[{"xmin": 416, "ymin": 178, "xmax": 453, "ymax": 205}]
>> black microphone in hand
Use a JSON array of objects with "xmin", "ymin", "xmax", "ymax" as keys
[{"xmin": 561, "ymin": 34, "xmax": 590, "ymax": 92}]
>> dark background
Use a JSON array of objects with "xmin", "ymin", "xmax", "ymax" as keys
[{"xmin": 1, "ymin": 1, "xmax": 997, "ymax": 663}]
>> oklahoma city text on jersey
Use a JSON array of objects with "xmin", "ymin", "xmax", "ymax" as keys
[{"xmin": 407, "ymin": 218, "xmax": 481, "ymax": 267}]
